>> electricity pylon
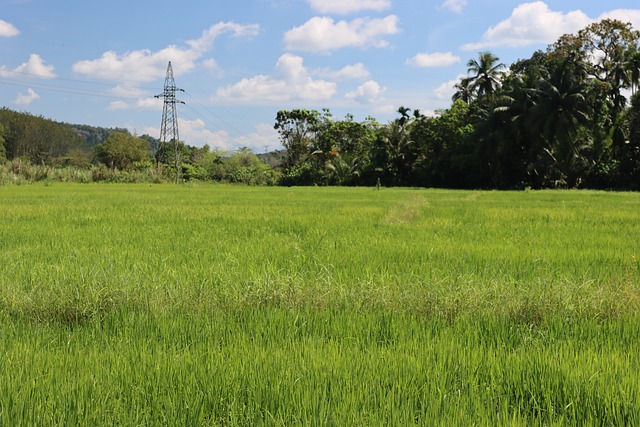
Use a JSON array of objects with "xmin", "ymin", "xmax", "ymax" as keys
[{"xmin": 155, "ymin": 61, "xmax": 184, "ymax": 183}]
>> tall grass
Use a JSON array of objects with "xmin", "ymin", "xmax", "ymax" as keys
[
  {"xmin": 0, "ymin": 159, "xmax": 165, "ymax": 184},
  {"xmin": 0, "ymin": 184, "xmax": 638, "ymax": 424}
]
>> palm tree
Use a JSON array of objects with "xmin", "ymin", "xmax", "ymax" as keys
[
  {"xmin": 452, "ymin": 77, "xmax": 473, "ymax": 103},
  {"xmin": 481, "ymin": 73, "xmax": 539, "ymax": 187},
  {"xmin": 466, "ymin": 52, "xmax": 506, "ymax": 99},
  {"xmin": 528, "ymin": 60, "xmax": 591, "ymax": 186},
  {"xmin": 625, "ymin": 48, "xmax": 640, "ymax": 96}
]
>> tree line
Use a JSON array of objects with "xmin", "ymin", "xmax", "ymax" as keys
[
  {"xmin": 2, "ymin": 19, "xmax": 639, "ymax": 188},
  {"xmin": 276, "ymin": 19, "xmax": 640, "ymax": 189},
  {"xmin": 0, "ymin": 109, "xmax": 277, "ymax": 185}
]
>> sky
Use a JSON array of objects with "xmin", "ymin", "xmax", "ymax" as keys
[{"xmin": 2, "ymin": 0, "xmax": 640, "ymax": 152}]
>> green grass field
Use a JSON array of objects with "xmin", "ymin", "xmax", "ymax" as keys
[{"xmin": 1, "ymin": 184, "xmax": 639, "ymax": 425}]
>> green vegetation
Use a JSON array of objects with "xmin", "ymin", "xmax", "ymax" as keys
[
  {"xmin": 0, "ymin": 184, "xmax": 638, "ymax": 425},
  {"xmin": 0, "ymin": 109, "xmax": 277, "ymax": 185},
  {"xmin": 4, "ymin": 19, "xmax": 640, "ymax": 189},
  {"xmin": 274, "ymin": 19, "xmax": 640, "ymax": 189}
]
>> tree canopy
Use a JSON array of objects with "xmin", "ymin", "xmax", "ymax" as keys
[
  {"xmin": 2, "ymin": 19, "xmax": 640, "ymax": 189},
  {"xmin": 273, "ymin": 19, "xmax": 640, "ymax": 190}
]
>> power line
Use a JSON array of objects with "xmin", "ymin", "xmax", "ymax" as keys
[
  {"xmin": 181, "ymin": 89, "xmax": 246, "ymax": 138},
  {"xmin": 0, "ymin": 68, "xmax": 159, "ymax": 92},
  {"xmin": 0, "ymin": 64, "xmax": 258, "ymax": 149}
]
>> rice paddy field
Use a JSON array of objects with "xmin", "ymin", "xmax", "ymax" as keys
[{"xmin": 0, "ymin": 183, "xmax": 639, "ymax": 425}]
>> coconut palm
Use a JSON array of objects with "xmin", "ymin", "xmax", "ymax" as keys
[
  {"xmin": 452, "ymin": 77, "xmax": 473, "ymax": 103},
  {"xmin": 466, "ymin": 52, "xmax": 506, "ymax": 99},
  {"xmin": 625, "ymin": 48, "xmax": 640, "ymax": 96},
  {"xmin": 528, "ymin": 60, "xmax": 591, "ymax": 186}
]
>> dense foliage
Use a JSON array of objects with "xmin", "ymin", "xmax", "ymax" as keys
[
  {"xmin": 0, "ymin": 110, "xmax": 277, "ymax": 185},
  {"xmin": 0, "ymin": 108, "xmax": 91, "ymax": 166},
  {"xmin": 2, "ymin": 19, "xmax": 639, "ymax": 188},
  {"xmin": 276, "ymin": 19, "xmax": 640, "ymax": 189}
]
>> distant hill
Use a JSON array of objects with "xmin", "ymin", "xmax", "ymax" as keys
[
  {"xmin": 1, "ymin": 107, "xmax": 277, "ymax": 167},
  {"xmin": 0, "ymin": 107, "xmax": 163, "ymax": 165},
  {"xmin": 257, "ymin": 150, "xmax": 284, "ymax": 168},
  {"xmin": 68, "ymin": 123, "xmax": 131, "ymax": 147}
]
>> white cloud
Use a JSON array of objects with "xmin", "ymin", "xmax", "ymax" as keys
[
  {"xmin": 462, "ymin": 1, "xmax": 591, "ymax": 50},
  {"xmin": 186, "ymin": 22, "xmax": 260, "ymax": 53},
  {"xmin": 314, "ymin": 63, "xmax": 370, "ymax": 80},
  {"xmin": 14, "ymin": 88, "xmax": 39, "ymax": 106},
  {"xmin": 307, "ymin": 0, "xmax": 391, "ymax": 14},
  {"xmin": 372, "ymin": 104, "xmax": 396, "ymax": 115},
  {"xmin": 216, "ymin": 53, "xmax": 337, "ymax": 103},
  {"xmin": 178, "ymin": 118, "xmax": 231, "ymax": 149},
  {"xmin": 107, "ymin": 101, "xmax": 130, "ymax": 110},
  {"xmin": 141, "ymin": 118, "xmax": 230, "ymax": 149},
  {"xmin": 434, "ymin": 74, "xmax": 466, "ymax": 100},
  {"xmin": 233, "ymin": 123, "xmax": 280, "ymax": 152},
  {"xmin": 2, "ymin": 54, "xmax": 56, "ymax": 78},
  {"xmin": 72, "ymin": 21, "xmax": 259, "ymax": 83},
  {"xmin": 107, "ymin": 97, "xmax": 161, "ymax": 111},
  {"xmin": 142, "ymin": 120, "xmax": 277, "ymax": 151},
  {"xmin": 0, "ymin": 19, "xmax": 19, "ymax": 37},
  {"xmin": 407, "ymin": 52, "xmax": 460, "ymax": 68},
  {"xmin": 345, "ymin": 80, "xmax": 385, "ymax": 104},
  {"xmin": 73, "ymin": 47, "xmax": 197, "ymax": 83},
  {"xmin": 439, "ymin": 0, "xmax": 468, "ymax": 13},
  {"xmin": 284, "ymin": 15, "xmax": 400, "ymax": 53},
  {"xmin": 108, "ymin": 84, "xmax": 152, "ymax": 99},
  {"xmin": 598, "ymin": 9, "xmax": 640, "ymax": 31}
]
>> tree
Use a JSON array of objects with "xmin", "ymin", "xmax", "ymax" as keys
[
  {"xmin": 274, "ymin": 109, "xmax": 321, "ymax": 170},
  {"xmin": 529, "ymin": 59, "xmax": 592, "ymax": 187},
  {"xmin": 475, "ymin": 73, "xmax": 537, "ymax": 188},
  {"xmin": 412, "ymin": 101, "xmax": 477, "ymax": 188},
  {"xmin": 452, "ymin": 77, "xmax": 473, "ymax": 103},
  {"xmin": 466, "ymin": 51, "xmax": 506, "ymax": 99},
  {"xmin": 0, "ymin": 122, "xmax": 6, "ymax": 162},
  {"xmin": 370, "ymin": 107, "xmax": 418, "ymax": 186},
  {"xmin": 0, "ymin": 108, "xmax": 88, "ymax": 164},
  {"xmin": 618, "ymin": 92, "xmax": 640, "ymax": 188},
  {"xmin": 550, "ymin": 19, "xmax": 640, "ymax": 153},
  {"xmin": 316, "ymin": 114, "xmax": 377, "ymax": 185},
  {"xmin": 625, "ymin": 47, "xmax": 640, "ymax": 97},
  {"xmin": 93, "ymin": 132, "xmax": 150, "ymax": 170}
]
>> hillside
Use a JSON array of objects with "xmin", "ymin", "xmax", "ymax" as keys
[{"xmin": 0, "ymin": 107, "xmax": 160, "ymax": 165}]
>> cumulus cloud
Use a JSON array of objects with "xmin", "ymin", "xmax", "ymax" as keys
[
  {"xmin": 598, "ymin": 9, "xmax": 640, "ymax": 31},
  {"xmin": 14, "ymin": 88, "xmax": 39, "ymax": 106},
  {"xmin": 407, "ymin": 52, "xmax": 460, "ymax": 68},
  {"xmin": 107, "ymin": 97, "xmax": 161, "ymax": 111},
  {"xmin": 186, "ymin": 22, "xmax": 260, "ymax": 53},
  {"xmin": 0, "ymin": 19, "xmax": 19, "ymax": 37},
  {"xmin": 215, "ymin": 53, "xmax": 337, "ymax": 103},
  {"xmin": 72, "ymin": 21, "xmax": 259, "ymax": 83},
  {"xmin": 142, "ymin": 120, "xmax": 278, "ymax": 151},
  {"xmin": 284, "ymin": 15, "xmax": 400, "ymax": 53},
  {"xmin": 462, "ymin": 1, "xmax": 591, "ymax": 50},
  {"xmin": 307, "ymin": 0, "xmax": 391, "ymax": 14},
  {"xmin": 178, "ymin": 118, "xmax": 231, "ymax": 149},
  {"xmin": 372, "ymin": 104, "xmax": 396, "ymax": 115},
  {"xmin": 108, "ymin": 84, "xmax": 152, "ymax": 99},
  {"xmin": 439, "ymin": 0, "xmax": 468, "ymax": 13},
  {"xmin": 345, "ymin": 80, "xmax": 385, "ymax": 104},
  {"xmin": 314, "ymin": 63, "xmax": 370, "ymax": 80},
  {"xmin": 434, "ymin": 74, "xmax": 466, "ymax": 100},
  {"xmin": 1, "ymin": 54, "xmax": 56, "ymax": 78},
  {"xmin": 233, "ymin": 123, "xmax": 280, "ymax": 152}
]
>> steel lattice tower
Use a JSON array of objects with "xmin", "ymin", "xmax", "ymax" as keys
[{"xmin": 155, "ymin": 61, "xmax": 184, "ymax": 182}]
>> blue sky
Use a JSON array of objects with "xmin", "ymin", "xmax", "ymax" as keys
[{"xmin": 1, "ymin": 0, "xmax": 640, "ymax": 151}]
